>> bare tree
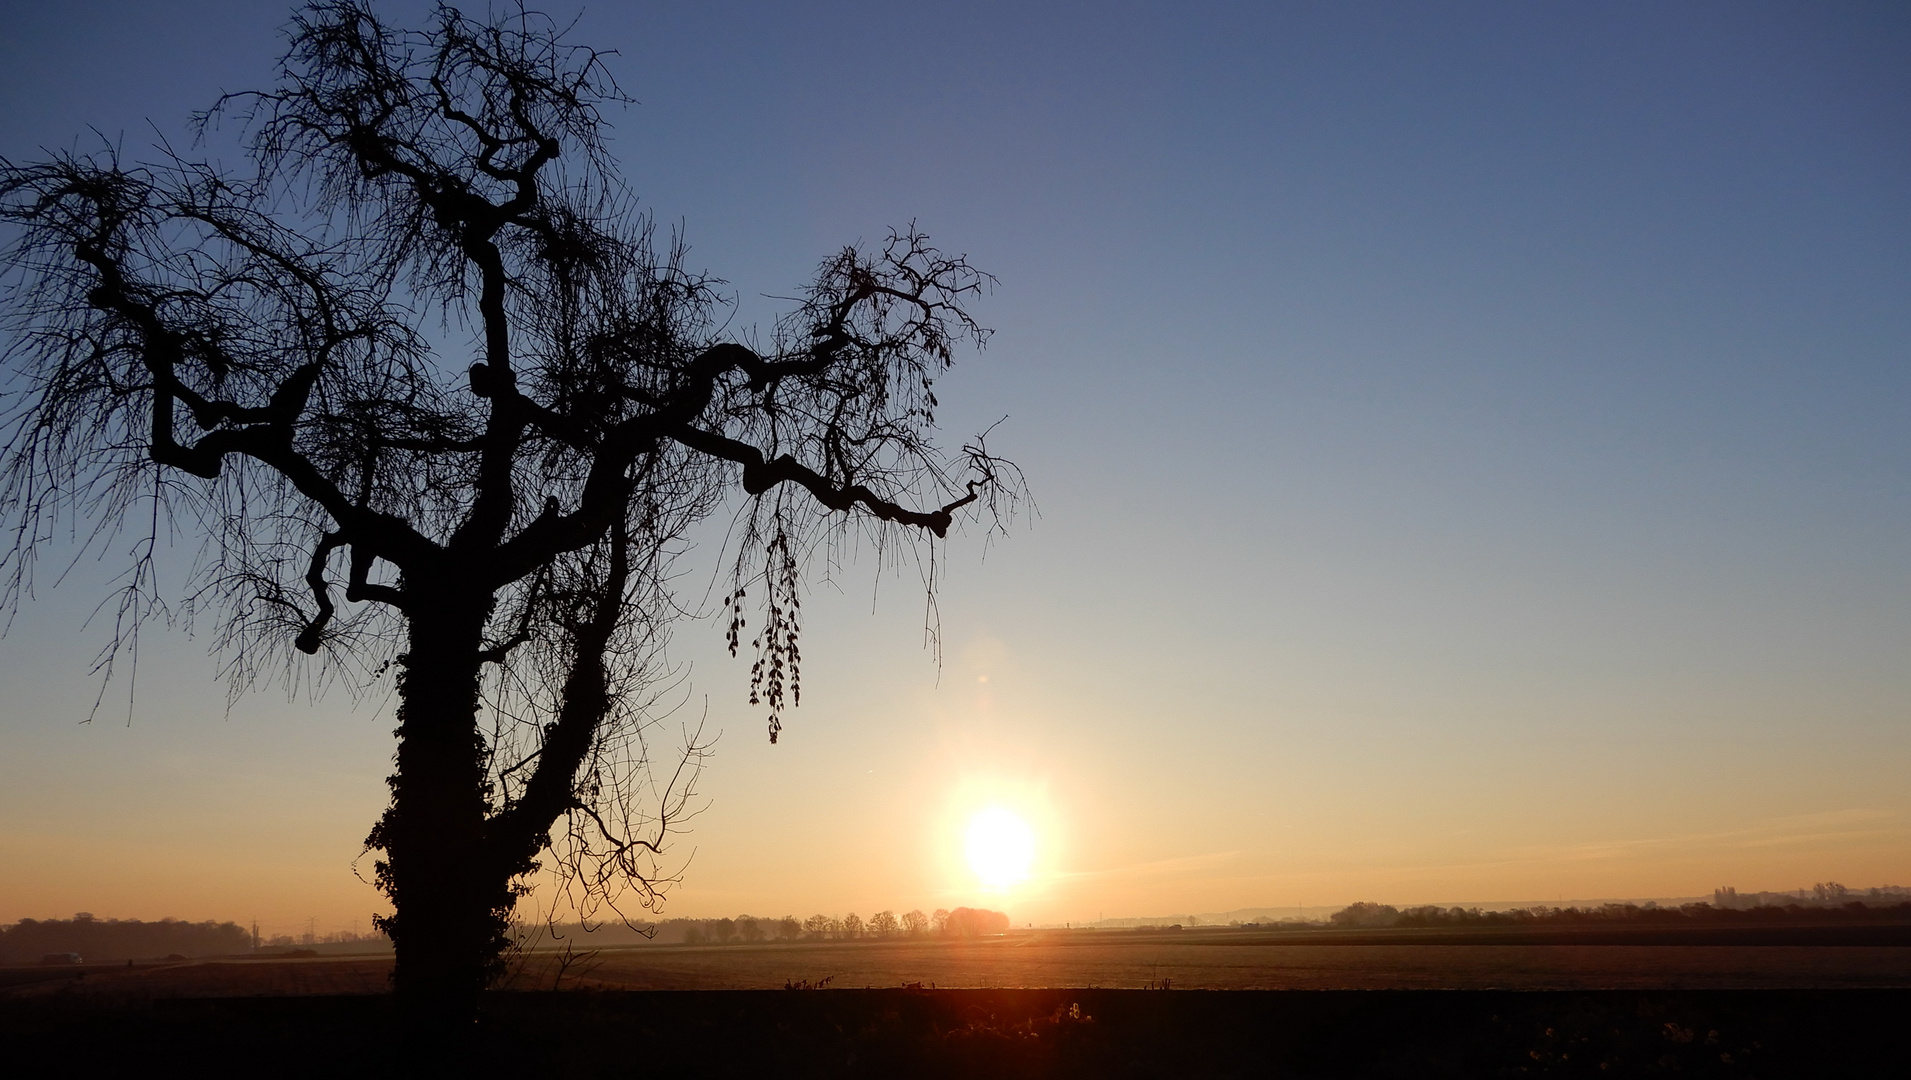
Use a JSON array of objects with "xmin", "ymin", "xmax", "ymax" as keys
[
  {"xmin": 0, "ymin": 1, "xmax": 1019, "ymax": 1028},
  {"xmin": 902, "ymin": 909, "xmax": 929, "ymax": 936},
  {"xmin": 868, "ymin": 909, "xmax": 899, "ymax": 936}
]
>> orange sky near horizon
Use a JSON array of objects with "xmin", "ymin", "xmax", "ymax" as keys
[{"xmin": 4, "ymin": 594, "xmax": 1906, "ymax": 939}]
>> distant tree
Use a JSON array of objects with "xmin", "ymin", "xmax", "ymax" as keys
[
  {"xmin": 901, "ymin": 909, "xmax": 929, "ymax": 936},
  {"xmin": 802, "ymin": 915, "xmax": 831, "ymax": 940},
  {"xmin": 841, "ymin": 913, "xmax": 864, "ymax": 939},
  {"xmin": 736, "ymin": 916, "xmax": 762, "ymax": 943},
  {"xmin": 0, "ymin": 0, "xmax": 1020, "ymax": 1030},
  {"xmin": 942, "ymin": 907, "xmax": 1009, "ymax": 937},
  {"xmin": 777, "ymin": 916, "xmax": 802, "ymax": 941},
  {"xmin": 1329, "ymin": 902, "xmax": 1401, "ymax": 929},
  {"xmin": 931, "ymin": 909, "xmax": 951, "ymax": 935},
  {"xmin": 868, "ymin": 910, "xmax": 899, "ymax": 936}
]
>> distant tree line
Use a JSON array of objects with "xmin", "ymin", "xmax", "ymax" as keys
[
  {"xmin": 259, "ymin": 928, "xmax": 390, "ymax": 951},
  {"xmin": 650, "ymin": 906, "xmax": 1009, "ymax": 944},
  {"xmin": 0, "ymin": 913, "xmax": 252, "ymax": 963},
  {"xmin": 1323, "ymin": 895, "xmax": 1911, "ymax": 930},
  {"xmin": 1712, "ymin": 883, "xmax": 1909, "ymax": 910}
]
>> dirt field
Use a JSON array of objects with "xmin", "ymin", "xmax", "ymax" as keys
[
  {"xmin": 5, "ymin": 933, "xmax": 1908, "ymax": 1000},
  {"xmin": 582, "ymin": 935, "xmax": 1911, "ymax": 991}
]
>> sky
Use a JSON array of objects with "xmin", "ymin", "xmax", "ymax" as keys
[{"xmin": 2, "ymin": 1, "xmax": 1909, "ymax": 935}]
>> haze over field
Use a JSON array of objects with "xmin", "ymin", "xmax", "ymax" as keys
[{"xmin": 3, "ymin": 1, "xmax": 1909, "ymax": 936}]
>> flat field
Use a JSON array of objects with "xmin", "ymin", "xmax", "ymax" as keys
[
  {"xmin": 556, "ymin": 934, "xmax": 1911, "ymax": 991},
  {"xmin": 5, "ymin": 935, "xmax": 1909, "ymax": 1077},
  {"xmin": 5, "ymin": 928, "xmax": 1908, "ymax": 999}
]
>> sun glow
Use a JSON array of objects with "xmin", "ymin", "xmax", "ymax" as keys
[{"xmin": 965, "ymin": 806, "xmax": 1036, "ymax": 889}]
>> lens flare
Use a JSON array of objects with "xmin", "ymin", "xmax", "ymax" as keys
[{"xmin": 965, "ymin": 806, "xmax": 1035, "ymax": 888}]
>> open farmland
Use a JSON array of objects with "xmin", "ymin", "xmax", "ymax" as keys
[
  {"xmin": 6, "ymin": 929, "xmax": 1908, "ymax": 999},
  {"xmin": 527, "ymin": 925, "xmax": 1911, "ymax": 993},
  {"xmin": 6, "ymin": 935, "xmax": 1908, "ymax": 1076},
  {"xmin": 550, "ymin": 935, "xmax": 1911, "ymax": 991}
]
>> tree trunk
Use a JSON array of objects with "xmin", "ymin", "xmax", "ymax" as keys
[{"xmin": 376, "ymin": 585, "xmax": 499, "ymax": 1038}]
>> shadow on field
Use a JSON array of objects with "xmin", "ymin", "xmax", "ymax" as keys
[{"xmin": 4, "ymin": 988, "xmax": 1905, "ymax": 1077}]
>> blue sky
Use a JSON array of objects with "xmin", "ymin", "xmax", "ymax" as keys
[{"xmin": 2, "ymin": 1, "xmax": 1908, "ymax": 931}]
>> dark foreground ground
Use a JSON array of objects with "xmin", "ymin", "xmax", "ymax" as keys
[{"xmin": 4, "ymin": 988, "xmax": 1908, "ymax": 1078}]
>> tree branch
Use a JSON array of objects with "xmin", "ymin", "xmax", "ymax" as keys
[
  {"xmin": 484, "ymin": 521, "xmax": 630, "ymax": 877},
  {"xmin": 672, "ymin": 425, "xmax": 976, "ymax": 537}
]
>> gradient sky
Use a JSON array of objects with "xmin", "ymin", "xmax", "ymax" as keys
[{"xmin": 3, "ymin": 1, "xmax": 1909, "ymax": 936}]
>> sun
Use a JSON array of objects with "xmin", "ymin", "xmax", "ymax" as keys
[{"xmin": 965, "ymin": 806, "xmax": 1036, "ymax": 889}]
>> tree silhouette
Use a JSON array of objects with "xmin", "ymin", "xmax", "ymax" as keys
[{"xmin": 0, "ymin": 1, "xmax": 1019, "ymax": 1029}]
